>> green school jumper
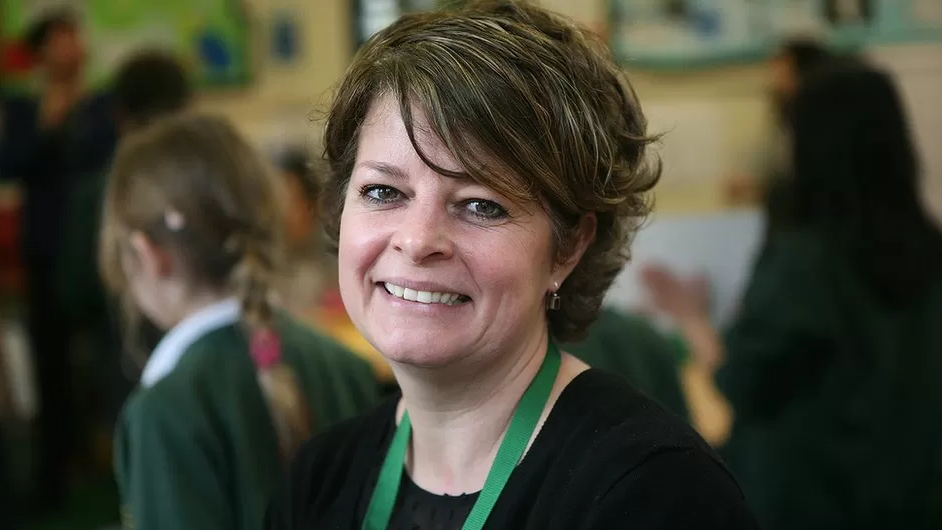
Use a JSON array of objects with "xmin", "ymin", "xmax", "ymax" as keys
[
  {"xmin": 716, "ymin": 231, "xmax": 942, "ymax": 530},
  {"xmin": 566, "ymin": 308, "xmax": 690, "ymax": 420},
  {"xmin": 113, "ymin": 298, "xmax": 380, "ymax": 530}
]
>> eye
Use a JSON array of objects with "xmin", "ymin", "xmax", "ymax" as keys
[
  {"xmin": 359, "ymin": 184, "xmax": 402, "ymax": 204},
  {"xmin": 464, "ymin": 199, "xmax": 508, "ymax": 220}
]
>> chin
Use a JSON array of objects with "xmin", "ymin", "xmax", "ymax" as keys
[{"xmin": 367, "ymin": 328, "xmax": 472, "ymax": 369}]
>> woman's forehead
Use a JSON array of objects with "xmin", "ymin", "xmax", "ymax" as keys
[{"xmin": 353, "ymin": 90, "xmax": 540, "ymax": 209}]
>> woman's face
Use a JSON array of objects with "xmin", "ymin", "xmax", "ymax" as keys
[{"xmin": 337, "ymin": 94, "xmax": 559, "ymax": 368}]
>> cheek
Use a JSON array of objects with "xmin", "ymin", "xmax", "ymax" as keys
[
  {"xmin": 337, "ymin": 202, "xmax": 385, "ymax": 285},
  {"xmin": 468, "ymin": 225, "xmax": 554, "ymax": 299}
]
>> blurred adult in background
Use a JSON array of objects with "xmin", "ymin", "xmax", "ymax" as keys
[
  {"xmin": 0, "ymin": 8, "xmax": 116, "ymax": 510},
  {"xmin": 646, "ymin": 63, "xmax": 942, "ymax": 530}
]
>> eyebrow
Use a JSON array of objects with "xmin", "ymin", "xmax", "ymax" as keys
[
  {"xmin": 355, "ymin": 160, "xmax": 473, "ymax": 182},
  {"xmin": 355, "ymin": 161, "xmax": 409, "ymax": 180}
]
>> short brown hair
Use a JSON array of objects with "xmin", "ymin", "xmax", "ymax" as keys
[
  {"xmin": 322, "ymin": 0, "xmax": 660, "ymax": 341},
  {"xmin": 99, "ymin": 112, "xmax": 312, "ymax": 457}
]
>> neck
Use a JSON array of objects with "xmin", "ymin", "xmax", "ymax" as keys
[
  {"xmin": 394, "ymin": 329, "xmax": 550, "ymax": 496},
  {"xmin": 172, "ymin": 291, "xmax": 235, "ymax": 328}
]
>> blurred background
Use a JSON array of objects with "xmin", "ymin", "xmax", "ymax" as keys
[{"xmin": 0, "ymin": 0, "xmax": 940, "ymax": 528}]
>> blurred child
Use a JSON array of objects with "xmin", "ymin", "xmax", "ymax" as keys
[
  {"xmin": 275, "ymin": 148, "xmax": 321, "ymax": 251},
  {"xmin": 271, "ymin": 147, "xmax": 326, "ymax": 316},
  {"xmin": 99, "ymin": 113, "xmax": 379, "ymax": 530}
]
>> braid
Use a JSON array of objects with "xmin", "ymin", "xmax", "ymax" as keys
[{"xmin": 231, "ymin": 234, "xmax": 312, "ymax": 461}]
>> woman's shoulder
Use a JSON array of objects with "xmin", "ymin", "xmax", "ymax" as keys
[
  {"xmin": 537, "ymin": 371, "xmax": 757, "ymax": 528},
  {"xmin": 547, "ymin": 370, "xmax": 721, "ymax": 468}
]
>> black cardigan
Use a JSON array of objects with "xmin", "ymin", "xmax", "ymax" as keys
[{"xmin": 265, "ymin": 369, "xmax": 758, "ymax": 529}]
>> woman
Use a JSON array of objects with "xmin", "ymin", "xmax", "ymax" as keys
[
  {"xmin": 646, "ymin": 65, "xmax": 942, "ymax": 530},
  {"xmin": 265, "ymin": 2, "xmax": 758, "ymax": 529}
]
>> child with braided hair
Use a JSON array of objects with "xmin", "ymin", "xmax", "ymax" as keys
[{"xmin": 99, "ymin": 112, "xmax": 379, "ymax": 530}]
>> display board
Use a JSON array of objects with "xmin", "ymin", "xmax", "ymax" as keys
[
  {"xmin": 609, "ymin": 0, "xmax": 942, "ymax": 70},
  {"xmin": 0, "ymin": 0, "xmax": 252, "ymax": 90}
]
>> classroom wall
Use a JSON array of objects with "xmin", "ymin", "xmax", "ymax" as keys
[
  {"xmin": 205, "ymin": 0, "xmax": 771, "ymax": 213},
  {"xmin": 195, "ymin": 0, "xmax": 353, "ymax": 153},
  {"xmin": 198, "ymin": 0, "xmax": 941, "ymax": 217}
]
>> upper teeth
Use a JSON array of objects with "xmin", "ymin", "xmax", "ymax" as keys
[{"xmin": 384, "ymin": 282, "xmax": 465, "ymax": 305}]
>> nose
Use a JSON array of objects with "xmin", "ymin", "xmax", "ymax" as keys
[{"xmin": 390, "ymin": 200, "xmax": 455, "ymax": 264}]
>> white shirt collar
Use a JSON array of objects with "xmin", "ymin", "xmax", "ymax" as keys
[{"xmin": 140, "ymin": 298, "xmax": 242, "ymax": 388}]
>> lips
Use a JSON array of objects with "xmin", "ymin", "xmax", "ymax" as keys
[{"xmin": 382, "ymin": 282, "xmax": 470, "ymax": 305}]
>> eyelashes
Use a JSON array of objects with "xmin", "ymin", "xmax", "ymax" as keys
[
  {"xmin": 359, "ymin": 184, "xmax": 401, "ymax": 204},
  {"xmin": 358, "ymin": 184, "xmax": 509, "ymax": 222}
]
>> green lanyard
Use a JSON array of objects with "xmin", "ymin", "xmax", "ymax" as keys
[{"xmin": 361, "ymin": 340, "xmax": 561, "ymax": 530}]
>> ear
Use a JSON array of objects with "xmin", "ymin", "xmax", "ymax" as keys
[
  {"xmin": 128, "ymin": 231, "xmax": 174, "ymax": 280},
  {"xmin": 551, "ymin": 212, "xmax": 597, "ymax": 288}
]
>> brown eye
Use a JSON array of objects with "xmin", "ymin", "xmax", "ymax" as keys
[
  {"xmin": 465, "ymin": 199, "xmax": 508, "ymax": 220},
  {"xmin": 360, "ymin": 185, "xmax": 402, "ymax": 203}
]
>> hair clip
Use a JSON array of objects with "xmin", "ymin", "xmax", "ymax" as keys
[{"xmin": 164, "ymin": 210, "xmax": 186, "ymax": 231}]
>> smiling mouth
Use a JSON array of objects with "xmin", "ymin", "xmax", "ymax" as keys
[{"xmin": 382, "ymin": 282, "xmax": 471, "ymax": 306}]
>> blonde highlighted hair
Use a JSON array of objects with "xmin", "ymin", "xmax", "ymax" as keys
[{"xmin": 99, "ymin": 112, "xmax": 311, "ymax": 460}]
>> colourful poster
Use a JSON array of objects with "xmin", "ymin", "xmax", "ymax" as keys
[{"xmin": 0, "ymin": 0, "xmax": 252, "ymax": 90}]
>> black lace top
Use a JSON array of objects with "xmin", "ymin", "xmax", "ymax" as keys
[{"xmin": 384, "ymin": 472, "xmax": 478, "ymax": 530}]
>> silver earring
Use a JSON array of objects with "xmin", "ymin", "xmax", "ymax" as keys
[
  {"xmin": 546, "ymin": 281, "xmax": 561, "ymax": 311},
  {"xmin": 546, "ymin": 291, "xmax": 561, "ymax": 311}
]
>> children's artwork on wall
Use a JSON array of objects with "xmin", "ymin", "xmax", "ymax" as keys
[
  {"xmin": 609, "ymin": 0, "xmax": 942, "ymax": 70},
  {"xmin": 0, "ymin": 0, "xmax": 252, "ymax": 91}
]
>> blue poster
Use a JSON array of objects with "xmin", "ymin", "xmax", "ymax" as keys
[{"xmin": 609, "ymin": 0, "xmax": 942, "ymax": 70}]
